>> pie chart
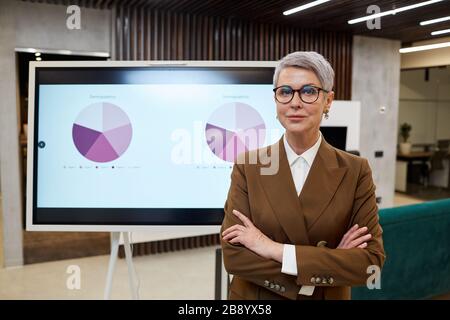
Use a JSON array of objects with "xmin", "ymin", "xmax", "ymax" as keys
[
  {"xmin": 205, "ymin": 102, "xmax": 266, "ymax": 162},
  {"xmin": 72, "ymin": 102, "xmax": 132, "ymax": 163}
]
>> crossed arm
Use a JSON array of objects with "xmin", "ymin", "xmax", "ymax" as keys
[
  {"xmin": 220, "ymin": 159, "xmax": 386, "ymax": 299},
  {"xmin": 223, "ymin": 210, "xmax": 372, "ymax": 263}
]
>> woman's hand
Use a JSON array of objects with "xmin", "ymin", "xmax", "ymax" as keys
[
  {"xmin": 337, "ymin": 224, "xmax": 372, "ymax": 249},
  {"xmin": 222, "ymin": 209, "xmax": 283, "ymax": 261},
  {"xmin": 222, "ymin": 210, "xmax": 371, "ymax": 262}
]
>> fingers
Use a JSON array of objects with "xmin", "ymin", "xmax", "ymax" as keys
[
  {"xmin": 349, "ymin": 224, "xmax": 359, "ymax": 233},
  {"xmin": 222, "ymin": 230, "xmax": 242, "ymax": 241},
  {"xmin": 222, "ymin": 224, "xmax": 245, "ymax": 237},
  {"xmin": 232, "ymin": 209, "xmax": 253, "ymax": 228},
  {"xmin": 229, "ymin": 237, "xmax": 241, "ymax": 245},
  {"xmin": 346, "ymin": 224, "xmax": 359, "ymax": 236},
  {"xmin": 341, "ymin": 224, "xmax": 359, "ymax": 242},
  {"xmin": 346, "ymin": 226, "xmax": 368, "ymax": 243},
  {"xmin": 338, "ymin": 224, "xmax": 372, "ymax": 249},
  {"xmin": 222, "ymin": 209, "xmax": 254, "ymax": 243},
  {"xmin": 349, "ymin": 233, "xmax": 372, "ymax": 248}
]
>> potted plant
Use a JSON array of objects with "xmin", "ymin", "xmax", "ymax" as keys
[{"xmin": 399, "ymin": 123, "xmax": 412, "ymax": 154}]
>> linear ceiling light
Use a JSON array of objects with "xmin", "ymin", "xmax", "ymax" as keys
[
  {"xmin": 420, "ymin": 15, "xmax": 450, "ymax": 25},
  {"xmin": 348, "ymin": 0, "xmax": 444, "ymax": 24},
  {"xmin": 283, "ymin": 0, "xmax": 331, "ymax": 16},
  {"xmin": 431, "ymin": 28, "xmax": 450, "ymax": 35},
  {"xmin": 400, "ymin": 41, "xmax": 450, "ymax": 53}
]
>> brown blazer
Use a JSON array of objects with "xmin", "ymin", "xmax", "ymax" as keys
[{"xmin": 221, "ymin": 135, "xmax": 386, "ymax": 300}]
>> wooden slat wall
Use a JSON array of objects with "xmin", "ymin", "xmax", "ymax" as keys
[
  {"xmin": 113, "ymin": 5, "xmax": 353, "ymax": 100},
  {"xmin": 118, "ymin": 234, "xmax": 221, "ymax": 258}
]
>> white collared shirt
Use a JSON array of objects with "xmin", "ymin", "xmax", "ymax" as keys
[
  {"xmin": 283, "ymin": 131, "xmax": 322, "ymax": 195},
  {"xmin": 281, "ymin": 131, "xmax": 322, "ymax": 296}
]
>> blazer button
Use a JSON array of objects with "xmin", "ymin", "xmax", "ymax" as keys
[
  {"xmin": 317, "ymin": 241, "xmax": 328, "ymax": 247},
  {"xmin": 274, "ymin": 284, "xmax": 280, "ymax": 291},
  {"xmin": 264, "ymin": 280, "xmax": 270, "ymax": 287},
  {"xmin": 328, "ymin": 277, "xmax": 334, "ymax": 285},
  {"xmin": 315, "ymin": 277, "xmax": 322, "ymax": 284}
]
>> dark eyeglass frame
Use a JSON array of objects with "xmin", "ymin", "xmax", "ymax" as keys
[{"xmin": 273, "ymin": 85, "xmax": 330, "ymax": 104}]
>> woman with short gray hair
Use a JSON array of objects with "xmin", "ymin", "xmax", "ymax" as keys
[{"xmin": 221, "ymin": 51, "xmax": 385, "ymax": 300}]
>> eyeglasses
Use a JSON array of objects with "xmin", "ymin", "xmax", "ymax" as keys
[{"xmin": 273, "ymin": 85, "xmax": 329, "ymax": 104}]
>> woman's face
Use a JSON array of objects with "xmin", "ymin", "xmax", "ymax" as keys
[{"xmin": 275, "ymin": 67, "xmax": 334, "ymax": 135}]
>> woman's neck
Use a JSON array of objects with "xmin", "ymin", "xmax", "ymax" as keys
[{"xmin": 285, "ymin": 130, "xmax": 320, "ymax": 155}]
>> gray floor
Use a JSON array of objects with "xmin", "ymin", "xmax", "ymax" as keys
[{"xmin": 0, "ymin": 245, "xmax": 219, "ymax": 300}]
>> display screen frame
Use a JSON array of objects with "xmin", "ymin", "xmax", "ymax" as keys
[{"xmin": 26, "ymin": 60, "xmax": 277, "ymax": 232}]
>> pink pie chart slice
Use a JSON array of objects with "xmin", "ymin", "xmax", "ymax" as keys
[
  {"xmin": 205, "ymin": 102, "xmax": 266, "ymax": 162},
  {"xmin": 72, "ymin": 102, "xmax": 132, "ymax": 162}
]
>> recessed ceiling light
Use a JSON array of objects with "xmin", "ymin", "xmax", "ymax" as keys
[
  {"xmin": 420, "ymin": 15, "xmax": 450, "ymax": 25},
  {"xmin": 35, "ymin": 52, "xmax": 41, "ymax": 57},
  {"xmin": 348, "ymin": 0, "xmax": 443, "ymax": 24},
  {"xmin": 431, "ymin": 28, "xmax": 450, "ymax": 36},
  {"xmin": 399, "ymin": 41, "xmax": 450, "ymax": 53},
  {"xmin": 36, "ymin": 57, "xmax": 42, "ymax": 61},
  {"xmin": 283, "ymin": 0, "xmax": 331, "ymax": 16}
]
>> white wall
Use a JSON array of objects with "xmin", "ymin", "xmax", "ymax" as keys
[
  {"xmin": 14, "ymin": 1, "xmax": 111, "ymax": 51},
  {"xmin": 0, "ymin": 0, "xmax": 111, "ymax": 267},
  {"xmin": 323, "ymin": 101, "xmax": 361, "ymax": 151},
  {"xmin": 399, "ymin": 67, "xmax": 450, "ymax": 144},
  {"xmin": 352, "ymin": 36, "xmax": 401, "ymax": 209}
]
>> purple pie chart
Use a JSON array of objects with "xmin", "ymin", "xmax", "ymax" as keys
[
  {"xmin": 205, "ymin": 102, "xmax": 266, "ymax": 162},
  {"xmin": 72, "ymin": 102, "xmax": 132, "ymax": 163}
]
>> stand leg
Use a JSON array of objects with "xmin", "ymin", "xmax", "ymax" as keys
[
  {"xmin": 104, "ymin": 232, "xmax": 139, "ymax": 300},
  {"xmin": 123, "ymin": 232, "xmax": 139, "ymax": 300},
  {"xmin": 214, "ymin": 247, "xmax": 229, "ymax": 300},
  {"xmin": 104, "ymin": 232, "xmax": 120, "ymax": 300},
  {"xmin": 220, "ymin": 249, "xmax": 229, "ymax": 300}
]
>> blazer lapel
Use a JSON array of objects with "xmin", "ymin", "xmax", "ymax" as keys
[
  {"xmin": 299, "ymin": 137, "xmax": 348, "ymax": 231},
  {"xmin": 258, "ymin": 137, "xmax": 310, "ymax": 245}
]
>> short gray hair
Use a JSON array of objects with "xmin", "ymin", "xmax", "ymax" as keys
[{"xmin": 273, "ymin": 51, "xmax": 334, "ymax": 91}]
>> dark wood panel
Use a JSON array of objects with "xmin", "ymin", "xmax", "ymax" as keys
[
  {"xmin": 112, "ymin": 6, "xmax": 353, "ymax": 99},
  {"xmin": 23, "ymin": 231, "xmax": 110, "ymax": 264},
  {"xmin": 118, "ymin": 234, "xmax": 221, "ymax": 257}
]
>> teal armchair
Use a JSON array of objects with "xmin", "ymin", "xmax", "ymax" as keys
[{"xmin": 351, "ymin": 198, "xmax": 450, "ymax": 299}]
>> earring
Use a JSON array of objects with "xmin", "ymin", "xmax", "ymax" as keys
[{"xmin": 324, "ymin": 110, "xmax": 329, "ymax": 120}]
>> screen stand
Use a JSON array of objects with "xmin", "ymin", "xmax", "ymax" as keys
[
  {"xmin": 214, "ymin": 247, "xmax": 230, "ymax": 300},
  {"xmin": 104, "ymin": 232, "xmax": 139, "ymax": 300}
]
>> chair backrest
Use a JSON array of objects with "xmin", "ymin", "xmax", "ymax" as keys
[
  {"xmin": 437, "ymin": 139, "xmax": 450, "ymax": 151},
  {"xmin": 351, "ymin": 199, "xmax": 450, "ymax": 300},
  {"xmin": 430, "ymin": 150, "xmax": 446, "ymax": 171}
]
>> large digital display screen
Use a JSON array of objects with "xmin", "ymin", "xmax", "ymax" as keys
[{"xmin": 29, "ymin": 65, "xmax": 284, "ymax": 227}]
